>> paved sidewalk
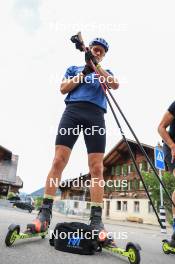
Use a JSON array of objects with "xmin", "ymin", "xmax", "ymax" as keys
[{"xmin": 53, "ymin": 210, "xmax": 172, "ymax": 232}]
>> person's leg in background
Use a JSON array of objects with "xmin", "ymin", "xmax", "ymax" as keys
[
  {"xmin": 172, "ymin": 169, "xmax": 175, "ymax": 233},
  {"xmin": 163, "ymin": 145, "xmax": 175, "ymax": 241},
  {"xmin": 170, "ymin": 169, "xmax": 175, "ymax": 246}
]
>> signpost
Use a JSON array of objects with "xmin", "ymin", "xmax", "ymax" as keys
[{"xmin": 154, "ymin": 145, "xmax": 166, "ymax": 233}]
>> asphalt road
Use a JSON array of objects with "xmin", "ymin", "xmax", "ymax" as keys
[{"xmin": 0, "ymin": 207, "xmax": 175, "ymax": 264}]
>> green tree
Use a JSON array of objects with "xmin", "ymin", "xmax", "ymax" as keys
[
  {"xmin": 34, "ymin": 196, "xmax": 43, "ymax": 210},
  {"xmin": 7, "ymin": 192, "xmax": 16, "ymax": 199},
  {"xmin": 143, "ymin": 171, "xmax": 175, "ymax": 215}
]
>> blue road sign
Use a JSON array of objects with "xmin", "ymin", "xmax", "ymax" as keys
[{"xmin": 154, "ymin": 146, "xmax": 165, "ymax": 170}]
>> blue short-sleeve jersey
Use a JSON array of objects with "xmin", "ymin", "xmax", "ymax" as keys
[{"xmin": 63, "ymin": 66, "xmax": 113, "ymax": 112}]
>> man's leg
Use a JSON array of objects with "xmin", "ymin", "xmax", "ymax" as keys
[
  {"xmin": 88, "ymin": 153, "xmax": 104, "ymax": 204},
  {"xmin": 172, "ymin": 169, "xmax": 175, "ymax": 232},
  {"xmin": 27, "ymin": 145, "xmax": 71, "ymax": 233},
  {"xmin": 88, "ymin": 153, "xmax": 104, "ymax": 203},
  {"xmin": 169, "ymin": 169, "xmax": 175, "ymax": 245},
  {"xmin": 88, "ymin": 153, "xmax": 116, "ymax": 246},
  {"xmin": 44, "ymin": 145, "xmax": 71, "ymax": 197},
  {"xmin": 163, "ymin": 144, "xmax": 175, "ymax": 237},
  {"xmin": 88, "ymin": 153, "xmax": 106, "ymax": 235}
]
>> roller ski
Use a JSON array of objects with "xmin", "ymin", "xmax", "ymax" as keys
[
  {"xmin": 90, "ymin": 206, "xmax": 141, "ymax": 264},
  {"xmin": 162, "ymin": 231, "xmax": 175, "ymax": 254},
  {"xmin": 5, "ymin": 198, "xmax": 53, "ymax": 247},
  {"xmin": 97, "ymin": 239, "xmax": 141, "ymax": 264}
]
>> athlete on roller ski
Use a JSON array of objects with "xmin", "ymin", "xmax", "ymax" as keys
[{"xmin": 25, "ymin": 37, "xmax": 119, "ymax": 246}]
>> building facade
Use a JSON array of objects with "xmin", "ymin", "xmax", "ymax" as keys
[
  {"xmin": 0, "ymin": 145, "xmax": 22, "ymax": 196},
  {"xmin": 59, "ymin": 139, "xmax": 160, "ymax": 224}
]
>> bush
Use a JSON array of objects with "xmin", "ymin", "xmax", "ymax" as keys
[
  {"xmin": 7, "ymin": 192, "xmax": 16, "ymax": 199},
  {"xmin": 34, "ymin": 197, "xmax": 43, "ymax": 210},
  {"xmin": 143, "ymin": 171, "xmax": 175, "ymax": 214}
]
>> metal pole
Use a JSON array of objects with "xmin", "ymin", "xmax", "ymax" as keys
[
  {"xmin": 159, "ymin": 169, "xmax": 167, "ymax": 233},
  {"xmin": 159, "ymin": 169, "xmax": 164, "ymax": 207}
]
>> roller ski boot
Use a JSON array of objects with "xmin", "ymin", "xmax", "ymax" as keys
[
  {"xmin": 5, "ymin": 198, "xmax": 53, "ymax": 247},
  {"xmin": 89, "ymin": 206, "xmax": 141, "ymax": 263},
  {"xmin": 162, "ymin": 231, "xmax": 175, "ymax": 254},
  {"xmin": 89, "ymin": 206, "xmax": 117, "ymax": 247},
  {"xmin": 26, "ymin": 198, "xmax": 53, "ymax": 233}
]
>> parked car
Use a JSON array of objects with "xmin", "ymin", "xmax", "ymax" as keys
[
  {"xmin": 8, "ymin": 196, "xmax": 21, "ymax": 202},
  {"xmin": 12, "ymin": 195, "xmax": 35, "ymax": 213}
]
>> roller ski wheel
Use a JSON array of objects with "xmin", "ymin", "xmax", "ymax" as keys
[
  {"xmin": 5, "ymin": 224, "xmax": 48, "ymax": 247},
  {"xmin": 5, "ymin": 224, "xmax": 20, "ymax": 247},
  {"xmin": 101, "ymin": 240, "xmax": 141, "ymax": 264},
  {"xmin": 162, "ymin": 239, "xmax": 175, "ymax": 254},
  {"xmin": 126, "ymin": 243, "xmax": 141, "ymax": 264}
]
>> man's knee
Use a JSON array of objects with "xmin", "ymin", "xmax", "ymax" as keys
[
  {"xmin": 89, "ymin": 162, "xmax": 103, "ymax": 177},
  {"xmin": 52, "ymin": 155, "xmax": 68, "ymax": 171}
]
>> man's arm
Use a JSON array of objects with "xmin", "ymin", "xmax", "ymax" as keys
[
  {"xmin": 158, "ymin": 111, "xmax": 175, "ymax": 161},
  {"xmin": 95, "ymin": 66, "xmax": 119, "ymax": 90},
  {"xmin": 60, "ymin": 73, "xmax": 84, "ymax": 94}
]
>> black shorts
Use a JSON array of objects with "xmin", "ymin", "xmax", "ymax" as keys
[
  {"xmin": 55, "ymin": 102, "xmax": 106, "ymax": 154},
  {"xmin": 163, "ymin": 143, "xmax": 175, "ymax": 172}
]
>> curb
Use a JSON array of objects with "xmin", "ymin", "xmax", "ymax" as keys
[{"xmin": 53, "ymin": 210, "xmax": 172, "ymax": 232}]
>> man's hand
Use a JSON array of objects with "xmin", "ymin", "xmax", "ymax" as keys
[
  {"xmin": 170, "ymin": 144, "xmax": 175, "ymax": 163},
  {"xmin": 85, "ymin": 50, "xmax": 98, "ymax": 66},
  {"xmin": 82, "ymin": 65, "xmax": 94, "ymax": 76}
]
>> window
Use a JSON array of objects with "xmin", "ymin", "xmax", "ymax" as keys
[
  {"xmin": 122, "ymin": 201, "xmax": 128, "ymax": 211},
  {"xmin": 86, "ymin": 202, "xmax": 90, "ymax": 209},
  {"xmin": 130, "ymin": 163, "xmax": 135, "ymax": 172},
  {"xmin": 139, "ymin": 180, "xmax": 144, "ymax": 190},
  {"xmin": 133, "ymin": 179, "xmax": 140, "ymax": 190},
  {"xmin": 128, "ymin": 181, "xmax": 131, "ymax": 191},
  {"xmin": 72, "ymin": 196, "xmax": 79, "ymax": 200},
  {"xmin": 129, "ymin": 180, "xmax": 133, "ymax": 190},
  {"xmin": 116, "ymin": 201, "xmax": 121, "ymax": 211},
  {"xmin": 116, "ymin": 165, "xmax": 121, "ymax": 176},
  {"xmin": 128, "ymin": 165, "xmax": 131, "ymax": 174},
  {"xmin": 148, "ymin": 201, "xmax": 154, "ymax": 214},
  {"xmin": 74, "ymin": 201, "xmax": 79, "ymax": 209},
  {"xmin": 116, "ymin": 184, "xmax": 121, "ymax": 191},
  {"xmin": 115, "ymin": 179, "xmax": 121, "ymax": 190},
  {"xmin": 142, "ymin": 160, "xmax": 148, "ymax": 171},
  {"xmin": 134, "ymin": 201, "xmax": 140, "ymax": 212},
  {"xmin": 122, "ymin": 164, "xmax": 128, "ymax": 176},
  {"xmin": 139, "ymin": 163, "xmax": 142, "ymax": 171},
  {"xmin": 122, "ymin": 181, "xmax": 128, "ymax": 191},
  {"xmin": 111, "ymin": 166, "xmax": 115, "ymax": 176}
]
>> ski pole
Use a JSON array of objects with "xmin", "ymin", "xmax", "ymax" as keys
[
  {"xmin": 101, "ymin": 85, "xmax": 164, "ymax": 228},
  {"xmin": 70, "ymin": 32, "xmax": 173, "ymax": 226},
  {"xmin": 104, "ymin": 85, "xmax": 175, "ymax": 208},
  {"xmin": 71, "ymin": 32, "xmax": 175, "ymax": 208}
]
